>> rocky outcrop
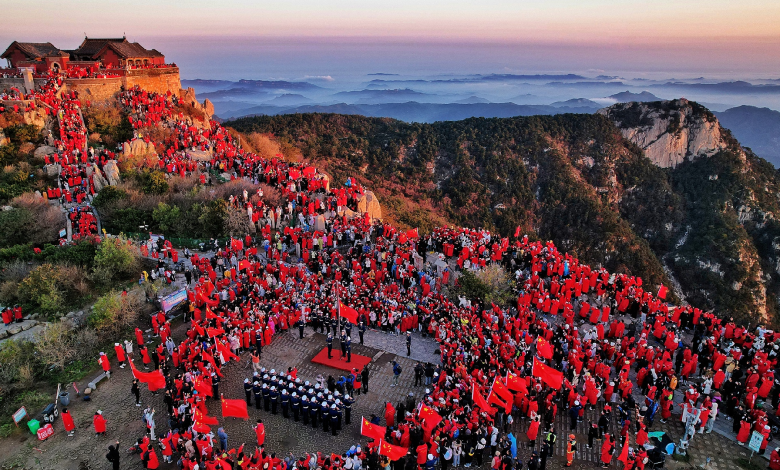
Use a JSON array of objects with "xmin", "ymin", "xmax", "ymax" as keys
[
  {"xmin": 599, "ymin": 99, "xmax": 731, "ymax": 168},
  {"xmin": 33, "ymin": 145, "xmax": 57, "ymax": 159},
  {"xmin": 104, "ymin": 160, "xmax": 120, "ymax": 185},
  {"xmin": 91, "ymin": 163, "xmax": 109, "ymax": 191},
  {"xmin": 188, "ymin": 148, "xmax": 213, "ymax": 161},
  {"xmin": 123, "ymin": 138, "xmax": 158, "ymax": 160},
  {"xmin": 356, "ymin": 190, "xmax": 382, "ymax": 220}
]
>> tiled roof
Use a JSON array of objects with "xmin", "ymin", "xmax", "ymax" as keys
[
  {"xmin": 1, "ymin": 42, "xmax": 68, "ymax": 59},
  {"xmin": 74, "ymin": 38, "xmax": 127, "ymax": 58},
  {"xmin": 94, "ymin": 41, "xmax": 163, "ymax": 59}
]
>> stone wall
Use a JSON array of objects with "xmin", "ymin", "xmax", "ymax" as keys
[
  {"xmin": 125, "ymin": 67, "xmax": 181, "ymax": 96},
  {"xmin": 1, "ymin": 67, "xmax": 181, "ymax": 103},
  {"xmin": 63, "ymin": 76, "xmax": 124, "ymax": 103}
]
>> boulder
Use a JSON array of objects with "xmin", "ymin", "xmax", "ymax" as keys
[
  {"xmin": 123, "ymin": 138, "xmax": 157, "ymax": 160},
  {"xmin": 356, "ymin": 190, "xmax": 382, "ymax": 221},
  {"xmin": 7, "ymin": 325, "xmax": 22, "ymax": 335},
  {"xmin": 44, "ymin": 163, "xmax": 61, "ymax": 178},
  {"xmin": 93, "ymin": 168, "xmax": 109, "ymax": 192},
  {"xmin": 313, "ymin": 214, "xmax": 326, "ymax": 232},
  {"xmin": 34, "ymin": 145, "xmax": 57, "ymax": 159},
  {"xmin": 104, "ymin": 160, "xmax": 120, "ymax": 185},
  {"xmin": 188, "ymin": 149, "xmax": 213, "ymax": 162},
  {"xmin": 204, "ymin": 99, "xmax": 215, "ymax": 118}
]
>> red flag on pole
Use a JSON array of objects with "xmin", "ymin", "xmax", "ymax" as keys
[
  {"xmin": 536, "ymin": 337, "xmax": 553, "ymax": 360},
  {"xmin": 533, "ymin": 357, "xmax": 563, "ymax": 390},
  {"xmin": 221, "ymin": 398, "xmax": 249, "ymax": 419},
  {"xmin": 378, "ymin": 440, "xmax": 408, "ymax": 461},
  {"xmin": 130, "ymin": 361, "xmax": 166, "ymax": 391},
  {"xmin": 361, "ymin": 417, "xmax": 386, "ymax": 441},
  {"xmin": 488, "ymin": 391, "xmax": 512, "ymax": 414},
  {"xmin": 418, "ymin": 404, "xmax": 443, "ymax": 429},
  {"xmin": 617, "ymin": 436, "xmax": 630, "ymax": 463},
  {"xmin": 505, "ymin": 372, "xmax": 528, "ymax": 393},
  {"xmin": 406, "ymin": 228, "xmax": 419, "ymax": 239},
  {"xmin": 339, "ymin": 301, "xmax": 359, "ymax": 324},
  {"xmin": 472, "ymin": 384, "xmax": 496, "ymax": 415},
  {"xmin": 491, "ymin": 377, "xmax": 514, "ymax": 403},
  {"xmin": 658, "ymin": 285, "xmax": 668, "ymax": 300}
]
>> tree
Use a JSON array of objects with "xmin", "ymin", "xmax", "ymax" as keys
[
  {"xmin": 139, "ymin": 170, "xmax": 169, "ymax": 195},
  {"xmin": 199, "ymin": 199, "xmax": 228, "ymax": 238},
  {"xmin": 92, "ymin": 236, "xmax": 139, "ymax": 285},
  {"xmin": 152, "ymin": 202, "xmax": 181, "ymax": 234},
  {"xmin": 18, "ymin": 263, "xmax": 66, "ymax": 316},
  {"xmin": 34, "ymin": 321, "xmax": 77, "ymax": 371},
  {"xmin": 89, "ymin": 290, "xmax": 141, "ymax": 337}
]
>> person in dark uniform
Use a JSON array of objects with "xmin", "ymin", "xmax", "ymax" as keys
[
  {"xmin": 406, "ymin": 331, "xmax": 412, "ymax": 356},
  {"xmin": 330, "ymin": 404, "xmax": 339, "ymax": 436},
  {"xmin": 322, "ymin": 401, "xmax": 330, "ymax": 433},
  {"xmin": 345, "ymin": 322, "xmax": 352, "ymax": 339},
  {"xmin": 327, "ymin": 333, "xmax": 333, "ymax": 358},
  {"xmin": 301, "ymin": 395, "xmax": 309, "ymax": 425},
  {"xmin": 340, "ymin": 332, "xmax": 348, "ymax": 359},
  {"xmin": 211, "ymin": 373, "xmax": 220, "ymax": 398},
  {"xmin": 325, "ymin": 315, "xmax": 331, "ymax": 335},
  {"xmin": 361, "ymin": 367, "xmax": 370, "ymax": 393},
  {"xmin": 253, "ymin": 382, "xmax": 262, "ymax": 409},
  {"xmin": 262, "ymin": 384, "xmax": 271, "ymax": 412},
  {"xmin": 281, "ymin": 390, "xmax": 290, "ymax": 418},
  {"xmin": 346, "ymin": 337, "xmax": 352, "ymax": 363},
  {"xmin": 297, "ymin": 319, "xmax": 305, "ymax": 339},
  {"xmin": 358, "ymin": 322, "xmax": 366, "ymax": 345},
  {"xmin": 330, "ymin": 317, "xmax": 338, "ymax": 337},
  {"xmin": 255, "ymin": 329, "xmax": 263, "ymax": 356},
  {"xmin": 343, "ymin": 394, "xmax": 353, "ymax": 425},
  {"xmin": 270, "ymin": 386, "xmax": 279, "ymax": 414},
  {"xmin": 244, "ymin": 378, "xmax": 253, "ymax": 405},
  {"xmin": 310, "ymin": 398, "xmax": 319, "ymax": 428},
  {"xmin": 291, "ymin": 392, "xmax": 301, "ymax": 421}
]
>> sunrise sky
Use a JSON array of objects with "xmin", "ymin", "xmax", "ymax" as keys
[{"xmin": 3, "ymin": 0, "xmax": 779, "ymax": 79}]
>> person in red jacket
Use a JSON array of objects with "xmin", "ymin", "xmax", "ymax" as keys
[
  {"xmin": 600, "ymin": 433, "xmax": 615, "ymax": 469},
  {"xmin": 253, "ymin": 418, "xmax": 265, "ymax": 446},
  {"xmin": 527, "ymin": 416, "xmax": 540, "ymax": 448},
  {"xmin": 93, "ymin": 410, "xmax": 107, "ymax": 435},
  {"xmin": 114, "ymin": 343, "xmax": 126, "ymax": 368},
  {"xmin": 98, "ymin": 352, "xmax": 111, "ymax": 375},
  {"xmin": 770, "ymin": 447, "xmax": 780, "ymax": 470},
  {"xmin": 62, "ymin": 407, "xmax": 75, "ymax": 436}
]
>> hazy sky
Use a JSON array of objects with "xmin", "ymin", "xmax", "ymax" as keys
[{"xmin": 3, "ymin": 0, "xmax": 779, "ymax": 79}]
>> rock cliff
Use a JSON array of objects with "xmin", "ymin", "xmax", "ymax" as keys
[{"xmin": 599, "ymin": 99, "xmax": 733, "ymax": 168}]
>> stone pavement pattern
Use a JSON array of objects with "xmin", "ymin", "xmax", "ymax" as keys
[{"xmin": 0, "ymin": 322, "xmax": 759, "ymax": 470}]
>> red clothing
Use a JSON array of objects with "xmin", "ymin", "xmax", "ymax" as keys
[
  {"xmin": 93, "ymin": 414, "xmax": 107, "ymax": 433},
  {"xmin": 62, "ymin": 410, "xmax": 75, "ymax": 432}
]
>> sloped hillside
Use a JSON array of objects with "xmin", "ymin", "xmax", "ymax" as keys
[{"xmin": 227, "ymin": 102, "xmax": 780, "ymax": 325}]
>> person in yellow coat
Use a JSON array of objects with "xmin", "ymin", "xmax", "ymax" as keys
[{"xmin": 566, "ymin": 434, "xmax": 577, "ymax": 467}]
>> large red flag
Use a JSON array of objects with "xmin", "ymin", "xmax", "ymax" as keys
[
  {"xmin": 130, "ymin": 361, "xmax": 166, "ymax": 391},
  {"xmin": 536, "ymin": 338, "xmax": 553, "ymax": 360},
  {"xmin": 221, "ymin": 398, "xmax": 249, "ymax": 419},
  {"xmin": 505, "ymin": 372, "xmax": 528, "ymax": 393},
  {"xmin": 339, "ymin": 301, "xmax": 359, "ymax": 324},
  {"xmin": 418, "ymin": 404, "xmax": 443, "ymax": 429},
  {"xmin": 488, "ymin": 391, "xmax": 512, "ymax": 414},
  {"xmin": 194, "ymin": 409, "xmax": 219, "ymax": 426},
  {"xmin": 361, "ymin": 417, "xmax": 386, "ymax": 441},
  {"xmin": 491, "ymin": 377, "xmax": 514, "ymax": 403},
  {"xmin": 533, "ymin": 358, "xmax": 563, "ymax": 390},
  {"xmin": 472, "ymin": 384, "xmax": 496, "ymax": 415},
  {"xmin": 378, "ymin": 440, "xmax": 408, "ymax": 461},
  {"xmin": 406, "ymin": 228, "xmax": 419, "ymax": 239},
  {"xmin": 617, "ymin": 436, "xmax": 630, "ymax": 463},
  {"xmin": 658, "ymin": 285, "xmax": 668, "ymax": 300}
]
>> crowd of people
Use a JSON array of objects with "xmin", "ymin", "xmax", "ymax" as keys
[{"xmin": 6, "ymin": 78, "xmax": 777, "ymax": 470}]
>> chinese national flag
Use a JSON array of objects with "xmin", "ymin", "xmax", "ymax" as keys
[
  {"xmin": 130, "ymin": 361, "xmax": 166, "ymax": 391},
  {"xmin": 361, "ymin": 417, "xmax": 386, "ymax": 441},
  {"xmin": 222, "ymin": 398, "xmax": 249, "ymax": 419},
  {"xmin": 505, "ymin": 372, "xmax": 528, "ymax": 393},
  {"xmin": 238, "ymin": 260, "xmax": 250, "ymax": 271},
  {"xmin": 472, "ymin": 384, "xmax": 496, "ymax": 415},
  {"xmin": 194, "ymin": 409, "xmax": 219, "ymax": 426},
  {"xmin": 406, "ymin": 228, "xmax": 419, "ymax": 239},
  {"xmin": 658, "ymin": 285, "xmax": 668, "ymax": 300},
  {"xmin": 378, "ymin": 440, "xmax": 408, "ymax": 461},
  {"xmin": 536, "ymin": 338, "xmax": 553, "ymax": 360},
  {"xmin": 617, "ymin": 436, "xmax": 630, "ymax": 463},
  {"xmin": 339, "ymin": 301, "xmax": 359, "ymax": 324},
  {"xmin": 533, "ymin": 357, "xmax": 563, "ymax": 390},
  {"xmin": 488, "ymin": 391, "xmax": 512, "ymax": 414},
  {"xmin": 193, "ymin": 422, "xmax": 211, "ymax": 433},
  {"xmin": 418, "ymin": 404, "xmax": 443, "ymax": 429},
  {"xmin": 492, "ymin": 377, "xmax": 514, "ymax": 403}
]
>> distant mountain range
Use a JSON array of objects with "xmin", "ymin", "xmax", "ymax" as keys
[{"xmin": 716, "ymin": 106, "xmax": 780, "ymax": 166}]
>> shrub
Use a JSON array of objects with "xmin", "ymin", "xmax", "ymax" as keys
[
  {"xmin": 138, "ymin": 170, "xmax": 169, "ymax": 195},
  {"xmin": 93, "ymin": 185, "xmax": 127, "ymax": 208},
  {"xmin": 10, "ymin": 193, "xmax": 65, "ymax": 245},
  {"xmin": 17, "ymin": 263, "xmax": 89, "ymax": 318},
  {"xmin": 88, "ymin": 291, "xmax": 141, "ymax": 337},
  {"xmin": 453, "ymin": 270, "xmax": 492, "ymax": 306},
  {"xmin": 0, "ymin": 339, "xmax": 38, "ymax": 395},
  {"xmin": 152, "ymin": 202, "xmax": 181, "ymax": 233},
  {"xmin": 92, "ymin": 236, "xmax": 140, "ymax": 285},
  {"xmin": 4, "ymin": 124, "xmax": 41, "ymax": 145},
  {"xmin": 0, "ymin": 207, "xmax": 32, "ymax": 248},
  {"xmin": 34, "ymin": 321, "xmax": 77, "ymax": 371}
]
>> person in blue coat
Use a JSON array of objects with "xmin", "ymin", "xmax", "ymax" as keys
[{"xmin": 508, "ymin": 432, "xmax": 518, "ymax": 462}]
